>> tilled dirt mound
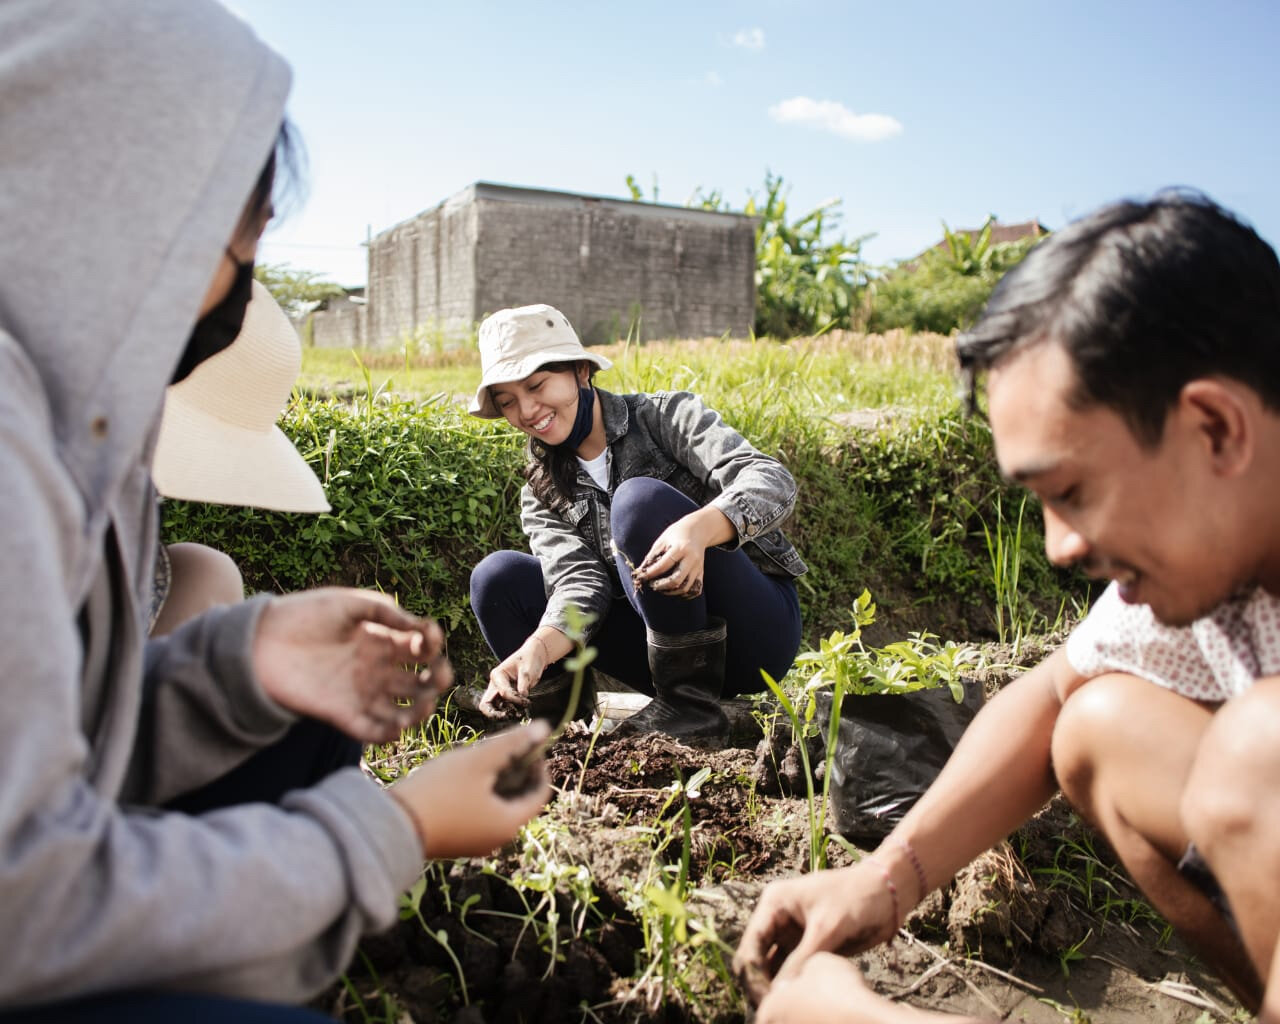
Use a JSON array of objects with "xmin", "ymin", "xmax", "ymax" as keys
[{"xmin": 320, "ymin": 728, "xmax": 1244, "ymax": 1024}]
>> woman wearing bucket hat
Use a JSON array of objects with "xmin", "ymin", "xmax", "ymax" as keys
[
  {"xmin": 469, "ymin": 303, "xmax": 806, "ymax": 743},
  {"xmin": 0, "ymin": 4, "xmax": 550, "ymax": 1020}
]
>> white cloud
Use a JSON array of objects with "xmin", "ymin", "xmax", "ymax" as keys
[
  {"xmin": 768, "ymin": 97, "xmax": 903, "ymax": 142},
  {"xmin": 732, "ymin": 27, "xmax": 765, "ymax": 51},
  {"xmin": 704, "ymin": 70, "xmax": 724, "ymax": 88}
]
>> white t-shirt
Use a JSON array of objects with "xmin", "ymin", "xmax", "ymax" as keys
[
  {"xmin": 1066, "ymin": 582, "xmax": 1280, "ymax": 702},
  {"xmin": 577, "ymin": 449, "xmax": 609, "ymax": 490}
]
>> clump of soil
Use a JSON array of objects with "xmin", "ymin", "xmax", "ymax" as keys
[{"xmin": 322, "ymin": 727, "xmax": 1244, "ymax": 1024}]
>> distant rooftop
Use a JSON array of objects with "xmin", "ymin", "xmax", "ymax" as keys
[
  {"xmin": 929, "ymin": 219, "xmax": 1049, "ymax": 253},
  {"xmin": 375, "ymin": 180, "xmax": 754, "ymax": 243}
]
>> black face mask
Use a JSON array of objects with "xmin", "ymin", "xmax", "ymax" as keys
[{"xmin": 171, "ymin": 253, "xmax": 255, "ymax": 384}]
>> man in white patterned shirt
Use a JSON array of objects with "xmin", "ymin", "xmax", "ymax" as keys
[{"xmin": 735, "ymin": 191, "xmax": 1280, "ymax": 1022}]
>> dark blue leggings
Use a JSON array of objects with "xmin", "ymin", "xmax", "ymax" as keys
[
  {"xmin": 0, "ymin": 721, "xmax": 361, "ymax": 1022},
  {"xmin": 470, "ymin": 477, "xmax": 802, "ymax": 697}
]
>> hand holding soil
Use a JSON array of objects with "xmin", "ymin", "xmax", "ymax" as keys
[
  {"xmin": 753, "ymin": 953, "xmax": 899, "ymax": 1024},
  {"xmin": 613, "ymin": 537, "xmax": 705, "ymax": 599},
  {"xmin": 478, "ymin": 633, "xmax": 553, "ymax": 718},
  {"xmin": 390, "ymin": 720, "xmax": 551, "ymax": 857},
  {"xmin": 734, "ymin": 862, "xmax": 897, "ymax": 1003}
]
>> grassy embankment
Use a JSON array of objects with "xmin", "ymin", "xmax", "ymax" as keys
[{"xmin": 162, "ymin": 330, "xmax": 1089, "ymax": 684}]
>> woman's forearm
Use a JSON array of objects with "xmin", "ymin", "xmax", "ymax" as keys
[
  {"xmin": 528, "ymin": 625, "xmax": 573, "ymax": 664},
  {"xmin": 683, "ymin": 504, "xmax": 736, "ymax": 548}
]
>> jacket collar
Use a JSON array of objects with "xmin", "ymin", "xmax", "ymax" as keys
[{"xmin": 598, "ymin": 388, "xmax": 630, "ymax": 445}]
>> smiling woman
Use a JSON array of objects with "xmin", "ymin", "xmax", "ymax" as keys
[{"xmin": 466, "ymin": 303, "xmax": 808, "ymax": 743}]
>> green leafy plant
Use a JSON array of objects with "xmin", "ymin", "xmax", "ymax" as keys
[
  {"xmin": 867, "ymin": 217, "xmax": 1043, "ymax": 335},
  {"xmin": 254, "ymin": 261, "xmax": 346, "ymax": 318},
  {"xmin": 980, "ymin": 492, "xmax": 1033, "ymax": 647},
  {"xmin": 627, "ymin": 170, "xmax": 872, "ymax": 338},
  {"xmin": 771, "ymin": 591, "xmax": 984, "ymax": 870},
  {"xmin": 398, "ymin": 872, "xmax": 471, "ymax": 1004},
  {"xmin": 761, "ymin": 589, "xmax": 878, "ymax": 871},
  {"xmin": 744, "ymin": 173, "xmax": 873, "ymax": 339},
  {"xmin": 793, "ymin": 591, "xmax": 981, "ymax": 702}
]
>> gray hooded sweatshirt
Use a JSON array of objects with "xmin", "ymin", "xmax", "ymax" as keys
[{"xmin": 0, "ymin": 0, "xmax": 421, "ymax": 1007}]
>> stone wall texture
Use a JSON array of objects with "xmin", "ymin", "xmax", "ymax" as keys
[
  {"xmin": 469, "ymin": 186, "xmax": 756, "ymax": 344},
  {"xmin": 309, "ymin": 303, "xmax": 365, "ymax": 349},
  {"xmin": 365, "ymin": 192, "xmax": 478, "ymax": 347},
  {"xmin": 316, "ymin": 183, "xmax": 755, "ymax": 350}
]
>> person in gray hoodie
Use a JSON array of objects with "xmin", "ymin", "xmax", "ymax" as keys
[{"xmin": 0, "ymin": 2, "xmax": 551, "ymax": 1020}]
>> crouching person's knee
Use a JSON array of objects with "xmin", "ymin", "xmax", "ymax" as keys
[
  {"xmin": 470, "ymin": 550, "xmax": 525, "ymax": 604},
  {"xmin": 1050, "ymin": 673, "xmax": 1137, "ymax": 809},
  {"xmin": 1182, "ymin": 682, "xmax": 1280, "ymax": 856}
]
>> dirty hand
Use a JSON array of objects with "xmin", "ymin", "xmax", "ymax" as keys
[
  {"xmin": 754, "ymin": 953, "xmax": 888, "ymax": 1024},
  {"xmin": 253, "ymin": 588, "xmax": 451, "ymax": 744},
  {"xmin": 478, "ymin": 633, "xmax": 554, "ymax": 717},
  {"xmin": 390, "ymin": 720, "xmax": 552, "ymax": 858},
  {"xmin": 733, "ymin": 864, "xmax": 898, "ymax": 1004},
  {"xmin": 635, "ymin": 517, "xmax": 709, "ymax": 598}
]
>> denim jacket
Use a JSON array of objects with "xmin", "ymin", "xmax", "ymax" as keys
[{"xmin": 522, "ymin": 388, "xmax": 807, "ymax": 638}]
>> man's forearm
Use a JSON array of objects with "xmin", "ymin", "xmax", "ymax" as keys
[{"xmin": 879, "ymin": 648, "xmax": 1071, "ymax": 903}]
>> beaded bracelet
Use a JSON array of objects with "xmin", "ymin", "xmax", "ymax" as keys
[
  {"xmin": 893, "ymin": 835, "xmax": 930, "ymax": 903},
  {"xmin": 872, "ymin": 859, "xmax": 900, "ymax": 931},
  {"xmin": 531, "ymin": 633, "xmax": 551, "ymax": 665}
]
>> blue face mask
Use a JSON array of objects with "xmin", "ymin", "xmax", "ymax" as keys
[
  {"xmin": 171, "ymin": 252, "xmax": 254, "ymax": 384},
  {"xmin": 555, "ymin": 382, "xmax": 596, "ymax": 450}
]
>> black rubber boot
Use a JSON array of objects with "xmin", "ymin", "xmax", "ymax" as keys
[
  {"xmin": 612, "ymin": 618, "xmax": 729, "ymax": 744},
  {"xmin": 527, "ymin": 668, "xmax": 597, "ymax": 727}
]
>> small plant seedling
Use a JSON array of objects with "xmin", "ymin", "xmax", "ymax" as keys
[
  {"xmin": 612, "ymin": 539, "xmax": 649, "ymax": 593},
  {"xmin": 611, "ymin": 538, "xmax": 700, "ymax": 599},
  {"xmin": 492, "ymin": 607, "xmax": 596, "ymax": 798}
]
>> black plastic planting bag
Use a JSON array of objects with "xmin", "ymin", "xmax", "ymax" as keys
[{"xmin": 815, "ymin": 681, "xmax": 985, "ymax": 845}]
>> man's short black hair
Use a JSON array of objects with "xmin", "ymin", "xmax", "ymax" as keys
[{"xmin": 956, "ymin": 190, "xmax": 1280, "ymax": 445}]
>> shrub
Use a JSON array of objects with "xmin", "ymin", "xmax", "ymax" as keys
[
  {"xmin": 629, "ymin": 172, "xmax": 872, "ymax": 340},
  {"xmin": 161, "ymin": 394, "xmax": 527, "ymax": 668},
  {"xmin": 162, "ymin": 382, "xmax": 1088, "ymax": 683},
  {"xmin": 867, "ymin": 219, "xmax": 1042, "ymax": 335}
]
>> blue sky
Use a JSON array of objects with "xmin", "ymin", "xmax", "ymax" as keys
[{"xmin": 231, "ymin": 1, "xmax": 1280, "ymax": 288}]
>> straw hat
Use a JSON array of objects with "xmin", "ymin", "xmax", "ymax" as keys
[
  {"xmin": 469, "ymin": 303, "xmax": 611, "ymax": 418},
  {"xmin": 152, "ymin": 279, "xmax": 330, "ymax": 513}
]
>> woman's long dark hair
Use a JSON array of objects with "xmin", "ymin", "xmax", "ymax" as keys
[{"xmin": 515, "ymin": 361, "xmax": 598, "ymax": 511}]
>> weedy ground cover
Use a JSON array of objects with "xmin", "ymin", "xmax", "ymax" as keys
[{"xmin": 331, "ymin": 674, "xmax": 1236, "ymax": 1023}]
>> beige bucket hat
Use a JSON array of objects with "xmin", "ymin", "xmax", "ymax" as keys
[
  {"xmin": 151, "ymin": 279, "xmax": 330, "ymax": 513},
  {"xmin": 469, "ymin": 303, "xmax": 612, "ymax": 418}
]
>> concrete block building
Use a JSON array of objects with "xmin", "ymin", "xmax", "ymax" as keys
[{"xmin": 361, "ymin": 182, "xmax": 756, "ymax": 347}]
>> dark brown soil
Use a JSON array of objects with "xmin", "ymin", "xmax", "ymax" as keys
[
  {"xmin": 322, "ymin": 721, "xmax": 1245, "ymax": 1024},
  {"xmin": 317, "ymin": 721, "xmax": 1239, "ymax": 1024}
]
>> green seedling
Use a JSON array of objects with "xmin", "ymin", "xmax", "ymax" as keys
[
  {"xmin": 493, "ymin": 606, "xmax": 597, "ymax": 798},
  {"xmin": 1057, "ymin": 928, "xmax": 1092, "ymax": 979},
  {"xmin": 575, "ymin": 709, "xmax": 608, "ymax": 796},
  {"xmin": 474, "ymin": 815, "xmax": 600, "ymax": 981},
  {"xmin": 399, "ymin": 873, "xmax": 470, "ymax": 1005},
  {"xmin": 761, "ymin": 667, "xmax": 830, "ymax": 873},
  {"xmin": 1036, "ymin": 997, "xmax": 1092, "ymax": 1023},
  {"xmin": 339, "ymin": 949, "xmax": 411, "ymax": 1024}
]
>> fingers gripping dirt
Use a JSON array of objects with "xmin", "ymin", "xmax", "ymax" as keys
[{"xmin": 391, "ymin": 721, "xmax": 552, "ymax": 858}]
